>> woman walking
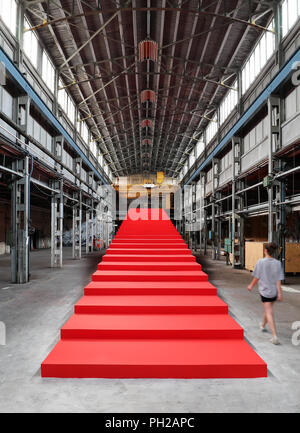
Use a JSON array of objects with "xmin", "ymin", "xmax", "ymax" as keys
[{"xmin": 248, "ymin": 242, "xmax": 283, "ymax": 345}]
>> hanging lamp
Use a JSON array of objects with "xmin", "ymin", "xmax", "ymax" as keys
[
  {"xmin": 138, "ymin": 39, "xmax": 158, "ymax": 62},
  {"xmin": 141, "ymin": 119, "xmax": 154, "ymax": 129},
  {"xmin": 141, "ymin": 89, "xmax": 156, "ymax": 104}
]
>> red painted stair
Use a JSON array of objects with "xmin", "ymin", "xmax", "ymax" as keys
[{"xmin": 41, "ymin": 208, "xmax": 267, "ymax": 378}]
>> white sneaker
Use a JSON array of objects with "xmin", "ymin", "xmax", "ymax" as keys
[
  {"xmin": 260, "ymin": 323, "xmax": 267, "ymax": 332},
  {"xmin": 270, "ymin": 336, "xmax": 280, "ymax": 345}
]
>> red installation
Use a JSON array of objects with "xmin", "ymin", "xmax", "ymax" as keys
[{"xmin": 41, "ymin": 208, "xmax": 267, "ymax": 378}]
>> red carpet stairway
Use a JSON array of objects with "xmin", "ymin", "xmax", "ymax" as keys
[{"xmin": 42, "ymin": 208, "xmax": 267, "ymax": 378}]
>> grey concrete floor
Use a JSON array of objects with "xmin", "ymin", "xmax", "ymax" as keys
[{"xmin": 0, "ymin": 248, "xmax": 300, "ymax": 413}]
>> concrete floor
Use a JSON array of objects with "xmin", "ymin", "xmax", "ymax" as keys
[{"xmin": 0, "ymin": 248, "xmax": 300, "ymax": 413}]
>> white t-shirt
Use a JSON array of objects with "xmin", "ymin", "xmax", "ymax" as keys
[{"xmin": 253, "ymin": 258, "xmax": 284, "ymax": 298}]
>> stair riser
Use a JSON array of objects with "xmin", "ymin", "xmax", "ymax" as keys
[
  {"xmin": 84, "ymin": 288, "xmax": 217, "ymax": 296},
  {"xmin": 74, "ymin": 305, "xmax": 228, "ymax": 314},
  {"xmin": 97, "ymin": 264, "xmax": 201, "ymax": 271},
  {"xmin": 41, "ymin": 364, "xmax": 267, "ymax": 379},
  {"xmin": 109, "ymin": 242, "xmax": 188, "ymax": 246},
  {"xmin": 102, "ymin": 256, "xmax": 196, "ymax": 262},
  {"xmin": 112, "ymin": 237, "xmax": 185, "ymax": 244},
  {"xmin": 106, "ymin": 249, "xmax": 192, "ymax": 255},
  {"xmin": 92, "ymin": 275, "xmax": 208, "ymax": 282},
  {"xmin": 61, "ymin": 329, "xmax": 243, "ymax": 339}
]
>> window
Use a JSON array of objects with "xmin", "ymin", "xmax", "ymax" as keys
[
  {"xmin": 81, "ymin": 122, "xmax": 89, "ymax": 144},
  {"xmin": 196, "ymin": 138, "xmax": 205, "ymax": 158},
  {"xmin": 58, "ymin": 79, "xmax": 76, "ymax": 124},
  {"xmin": 42, "ymin": 51, "xmax": 55, "ymax": 92},
  {"xmin": 183, "ymin": 161, "xmax": 188, "ymax": 175},
  {"xmin": 219, "ymin": 81, "xmax": 238, "ymax": 125},
  {"xmin": 67, "ymin": 98, "xmax": 75, "ymax": 124},
  {"xmin": 206, "ymin": 114, "xmax": 218, "ymax": 143},
  {"xmin": 90, "ymin": 140, "xmax": 98, "ymax": 158},
  {"xmin": 58, "ymin": 80, "xmax": 68, "ymax": 113},
  {"xmin": 0, "ymin": 0, "xmax": 17, "ymax": 35},
  {"xmin": 241, "ymin": 20, "xmax": 275, "ymax": 94},
  {"xmin": 282, "ymin": 0, "xmax": 300, "ymax": 37},
  {"xmin": 23, "ymin": 18, "xmax": 38, "ymax": 67},
  {"xmin": 189, "ymin": 151, "xmax": 195, "ymax": 168},
  {"xmin": 98, "ymin": 151, "xmax": 103, "ymax": 167}
]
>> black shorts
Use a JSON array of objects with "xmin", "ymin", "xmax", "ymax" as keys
[{"xmin": 260, "ymin": 295, "xmax": 277, "ymax": 303}]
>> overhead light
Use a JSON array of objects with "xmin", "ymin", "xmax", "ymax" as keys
[
  {"xmin": 141, "ymin": 89, "xmax": 156, "ymax": 104},
  {"xmin": 143, "ymin": 183, "xmax": 156, "ymax": 188},
  {"xmin": 138, "ymin": 39, "xmax": 158, "ymax": 62}
]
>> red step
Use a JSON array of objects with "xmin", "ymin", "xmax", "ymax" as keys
[
  {"xmin": 41, "ymin": 339, "xmax": 267, "ymax": 378},
  {"xmin": 84, "ymin": 280, "xmax": 217, "ymax": 296},
  {"xmin": 61, "ymin": 313, "xmax": 243, "ymax": 339},
  {"xmin": 92, "ymin": 270, "xmax": 208, "ymax": 282},
  {"xmin": 105, "ymin": 248, "xmax": 192, "ymax": 255},
  {"xmin": 97, "ymin": 261, "xmax": 201, "ymax": 271},
  {"xmin": 111, "ymin": 238, "xmax": 186, "ymax": 243},
  {"xmin": 102, "ymin": 254, "xmax": 196, "ymax": 262},
  {"xmin": 74, "ymin": 295, "xmax": 228, "ymax": 314},
  {"xmin": 108, "ymin": 243, "xmax": 188, "ymax": 249}
]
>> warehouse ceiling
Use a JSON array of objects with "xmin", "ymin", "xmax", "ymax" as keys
[{"xmin": 25, "ymin": 0, "xmax": 275, "ymax": 178}]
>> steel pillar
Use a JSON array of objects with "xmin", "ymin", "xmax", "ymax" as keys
[
  {"xmin": 50, "ymin": 179, "xmax": 64, "ymax": 268},
  {"xmin": 72, "ymin": 190, "xmax": 82, "ymax": 259},
  {"xmin": 17, "ymin": 96, "xmax": 30, "ymax": 135},
  {"xmin": 86, "ymin": 199, "xmax": 94, "ymax": 254},
  {"xmin": 52, "ymin": 135, "xmax": 64, "ymax": 170},
  {"xmin": 211, "ymin": 158, "xmax": 220, "ymax": 260},
  {"xmin": 231, "ymin": 136, "xmax": 244, "ymax": 268},
  {"xmin": 267, "ymin": 95, "xmax": 281, "ymax": 242},
  {"xmin": 74, "ymin": 158, "xmax": 82, "ymax": 187},
  {"xmin": 11, "ymin": 157, "xmax": 30, "ymax": 283}
]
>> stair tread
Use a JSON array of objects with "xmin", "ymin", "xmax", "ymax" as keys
[
  {"xmin": 85, "ymin": 281, "xmax": 216, "ymax": 289},
  {"xmin": 98, "ymin": 261, "xmax": 201, "ymax": 269},
  {"xmin": 93, "ymin": 270, "xmax": 206, "ymax": 276},
  {"xmin": 76, "ymin": 295, "xmax": 227, "ymax": 308},
  {"xmin": 102, "ymin": 254, "xmax": 196, "ymax": 261},
  {"xmin": 62, "ymin": 313, "xmax": 242, "ymax": 332},
  {"xmin": 42, "ymin": 339, "xmax": 267, "ymax": 378}
]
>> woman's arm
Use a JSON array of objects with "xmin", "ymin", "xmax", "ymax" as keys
[
  {"xmin": 248, "ymin": 277, "xmax": 259, "ymax": 291},
  {"xmin": 277, "ymin": 280, "xmax": 283, "ymax": 301}
]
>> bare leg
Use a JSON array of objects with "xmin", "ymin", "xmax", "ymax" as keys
[
  {"xmin": 264, "ymin": 302, "xmax": 277, "ymax": 337},
  {"xmin": 261, "ymin": 311, "xmax": 268, "ymax": 328}
]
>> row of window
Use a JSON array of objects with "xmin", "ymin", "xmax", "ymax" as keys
[
  {"xmin": 0, "ymin": 0, "xmax": 16, "ymax": 36},
  {"xmin": 0, "ymin": 4, "xmax": 114, "ymax": 181},
  {"xmin": 241, "ymin": 20, "xmax": 275, "ymax": 94},
  {"xmin": 282, "ymin": 0, "xmax": 300, "ymax": 37},
  {"xmin": 179, "ymin": 1, "xmax": 300, "ymax": 181}
]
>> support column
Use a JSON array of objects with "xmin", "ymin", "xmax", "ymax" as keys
[
  {"xmin": 199, "ymin": 173, "xmax": 205, "ymax": 254},
  {"xmin": 17, "ymin": 96, "xmax": 30, "ymax": 135},
  {"xmin": 212, "ymin": 158, "xmax": 220, "ymax": 260},
  {"xmin": 86, "ymin": 198, "xmax": 94, "ymax": 254},
  {"xmin": 50, "ymin": 179, "xmax": 64, "ymax": 268},
  {"xmin": 191, "ymin": 181, "xmax": 197, "ymax": 252},
  {"xmin": 52, "ymin": 135, "xmax": 63, "ymax": 160},
  {"xmin": 215, "ymin": 191, "xmax": 222, "ymax": 261},
  {"xmin": 11, "ymin": 157, "xmax": 30, "ymax": 283},
  {"xmin": 231, "ymin": 136, "xmax": 244, "ymax": 268},
  {"xmin": 202, "ymin": 172, "xmax": 208, "ymax": 256},
  {"xmin": 73, "ymin": 158, "xmax": 82, "ymax": 187},
  {"xmin": 72, "ymin": 190, "xmax": 82, "ymax": 259},
  {"xmin": 267, "ymin": 96, "xmax": 281, "ymax": 243}
]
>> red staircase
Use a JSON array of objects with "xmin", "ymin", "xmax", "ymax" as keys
[{"xmin": 41, "ymin": 208, "xmax": 267, "ymax": 378}]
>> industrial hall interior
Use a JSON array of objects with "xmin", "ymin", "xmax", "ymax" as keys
[{"xmin": 0, "ymin": 0, "xmax": 300, "ymax": 414}]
